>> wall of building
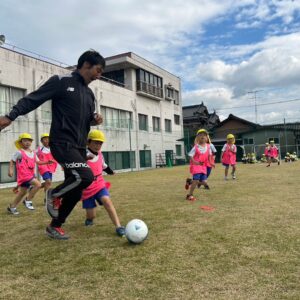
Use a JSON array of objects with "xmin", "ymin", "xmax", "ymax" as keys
[
  {"xmin": 0, "ymin": 48, "xmax": 184, "ymax": 187},
  {"xmin": 241, "ymin": 129, "xmax": 296, "ymax": 156},
  {"xmin": 213, "ymin": 120, "xmax": 254, "ymax": 139}
]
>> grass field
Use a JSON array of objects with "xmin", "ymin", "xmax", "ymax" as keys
[{"xmin": 0, "ymin": 162, "xmax": 300, "ymax": 300}]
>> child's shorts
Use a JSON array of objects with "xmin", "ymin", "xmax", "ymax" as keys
[
  {"xmin": 193, "ymin": 173, "xmax": 207, "ymax": 181},
  {"xmin": 82, "ymin": 188, "xmax": 110, "ymax": 209},
  {"xmin": 20, "ymin": 176, "xmax": 35, "ymax": 188},
  {"xmin": 222, "ymin": 163, "xmax": 236, "ymax": 168},
  {"xmin": 42, "ymin": 172, "xmax": 53, "ymax": 181}
]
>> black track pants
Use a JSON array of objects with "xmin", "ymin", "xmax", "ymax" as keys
[{"xmin": 49, "ymin": 143, "xmax": 94, "ymax": 227}]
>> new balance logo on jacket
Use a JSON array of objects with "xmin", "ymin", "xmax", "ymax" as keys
[{"xmin": 64, "ymin": 162, "xmax": 89, "ymax": 169}]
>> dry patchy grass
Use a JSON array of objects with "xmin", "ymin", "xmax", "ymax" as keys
[{"xmin": 0, "ymin": 162, "xmax": 300, "ymax": 300}]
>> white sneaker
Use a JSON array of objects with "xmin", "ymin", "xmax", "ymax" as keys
[
  {"xmin": 232, "ymin": 174, "xmax": 236, "ymax": 180},
  {"xmin": 7, "ymin": 206, "xmax": 20, "ymax": 215},
  {"xmin": 224, "ymin": 176, "xmax": 228, "ymax": 181},
  {"xmin": 23, "ymin": 199, "xmax": 35, "ymax": 210}
]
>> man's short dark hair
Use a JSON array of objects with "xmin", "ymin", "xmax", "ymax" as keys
[{"xmin": 77, "ymin": 50, "xmax": 106, "ymax": 69}]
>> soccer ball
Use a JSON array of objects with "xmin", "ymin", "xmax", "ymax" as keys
[{"xmin": 125, "ymin": 219, "xmax": 148, "ymax": 244}]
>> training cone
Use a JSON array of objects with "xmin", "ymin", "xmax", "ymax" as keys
[
  {"xmin": 167, "ymin": 158, "xmax": 173, "ymax": 168},
  {"xmin": 200, "ymin": 205, "xmax": 215, "ymax": 212}
]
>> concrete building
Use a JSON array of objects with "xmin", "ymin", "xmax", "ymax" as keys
[{"xmin": 0, "ymin": 48, "xmax": 184, "ymax": 187}]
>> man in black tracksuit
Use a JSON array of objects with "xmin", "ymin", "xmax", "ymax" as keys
[{"xmin": 0, "ymin": 50, "xmax": 106, "ymax": 239}]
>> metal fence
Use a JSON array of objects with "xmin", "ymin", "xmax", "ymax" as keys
[{"xmin": 249, "ymin": 144, "xmax": 300, "ymax": 159}]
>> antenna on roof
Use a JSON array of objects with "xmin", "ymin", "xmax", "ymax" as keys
[{"xmin": 0, "ymin": 35, "xmax": 5, "ymax": 46}]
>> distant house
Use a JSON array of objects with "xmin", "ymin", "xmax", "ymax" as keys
[
  {"xmin": 212, "ymin": 114, "xmax": 260, "ymax": 142},
  {"xmin": 211, "ymin": 114, "xmax": 299, "ymax": 159},
  {"xmin": 210, "ymin": 114, "xmax": 260, "ymax": 161},
  {"xmin": 240, "ymin": 124, "xmax": 299, "ymax": 158},
  {"xmin": 182, "ymin": 102, "xmax": 220, "ymax": 154}
]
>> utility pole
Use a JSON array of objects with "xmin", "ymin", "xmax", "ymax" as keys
[
  {"xmin": 247, "ymin": 90, "xmax": 264, "ymax": 124},
  {"xmin": 284, "ymin": 117, "xmax": 288, "ymax": 154}
]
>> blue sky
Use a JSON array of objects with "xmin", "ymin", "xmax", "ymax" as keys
[{"xmin": 1, "ymin": 0, "xmax": 300, "ymax": 123}]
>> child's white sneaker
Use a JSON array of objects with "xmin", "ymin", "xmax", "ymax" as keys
[
  {"xmin": 224, "ymin": 176, "xmax": 228, "ymax": 181},
  {"xmin": 7, "ymin": 206, "xmax": 20, "ymax": 215},
  {"xmin": 23, "ymin": 199, "xmax": 35, "ymax": 210},
  {"xmin": 232, "ymin": 174, "xmax": 236, "ymax": 180}
]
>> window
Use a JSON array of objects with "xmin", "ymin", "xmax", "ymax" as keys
[
  {"xmin": 41, "ymin": 100, "xmax": 52, "ymax": 120},
  {"xmin": 101, "ymin": 106, "xmax": 132, "ymax": 129},
  {"xmin": 139, "ymin": 114, "xmax": 148, "ymax": 131},
  {"xmin": 152, "ymin": 116, "xmax": 161, "ymax": 132},
  {"xmin": 167, "ymin": 87, "xmax": 173, "ymax": 99},
  {"xmin": 150, "ymin": 74, "xmax": 154, "ymax": 85},
  {"xmin": 176, "ymin": 145, "xmax": 182, "ymax": 156},
  {"xmin": 140, "ymin": 70, "xmax": 145, "ymax": 81},
  {"xmin": 269, "ymin": 137, "xmax": 279, "ymax": 144},
  {"xmin": 174, "ymin": 90, "xmax": 179, "ymax": 105},
  {"xmin": 243, "ymin": 138, "xmax": 254, "ymax": 145},
  {"xmin": 0, "ymin": 85, "xmax": 25, "ymax": 115},
  {"xmin": 165, "ymin": 86, "xmax": 180, "ymax": 104},
  {"xmin": 136, "ymin": 69, "xmax": 163, "ymax": 98},
  {"xmin": 174, "ymin": 114, "xmax": 180, "ymax": 125},
  {"xmin": 140, "ymin": 150, "xmax": 152, "ymax": 168},
  {"xmin": 165, "ymin": 119, "xmax": 172, "ymax": 133},
  {"xmin": 0, "ymin": 162, "xmax": 16, "ymax": 183},
  {"xmin": 102, "ymin": 151, "xmax": 136, "ymax": 170},
  {"xmin": 101, "ymin": 69, "xmax": 125, "ymax": 87}
]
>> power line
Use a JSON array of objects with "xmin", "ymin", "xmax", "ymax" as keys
[{"xmin": 215, "ymin": 97, "xmax": 300, "ymax": 111}]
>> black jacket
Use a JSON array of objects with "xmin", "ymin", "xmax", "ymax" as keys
[{"xmin": 7, "ymin": 71, "xmax": 96, "ymax": 149}]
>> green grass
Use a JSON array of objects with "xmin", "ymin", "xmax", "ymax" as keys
[{"xmin": 0, "ymin": 162, "xmax": 300, "ymax": 300}]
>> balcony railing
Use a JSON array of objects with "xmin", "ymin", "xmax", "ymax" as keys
[{"xmin": 136, "ymin": 80, "xmax": 163, "ymax": 99}]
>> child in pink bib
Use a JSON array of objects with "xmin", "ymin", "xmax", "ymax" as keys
[
  {"xmin": 7, "ymin": 133, "xmax": 54, "ymax": 215},
  {"xmin": 221, "ymin": 134, "xmax": 237, "ymax": 180},
  {"xmin": 81, "ymin": 130, "xmax": 125, "ymax": 237},
  {"xmin": 266, "ymin": 140, "xmax": 280, "ymax": 167},
  {"xmin": 36, "ymin": 133, "xmax": 58, "ymax": 192},
  {"xmin": 186, "ymin": 129, "xmax": 211, "ymax": 201}
]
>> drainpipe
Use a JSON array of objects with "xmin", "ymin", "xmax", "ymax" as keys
[{"xmin": 32, "ymin": 69, "xmax": 40, "ymax": 180}]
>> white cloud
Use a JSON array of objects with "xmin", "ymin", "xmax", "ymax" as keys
[
  {"xmin": 0, "ymin": 0, "xmax": 236, "ymax": 65},
  {"xmin": 1, "ymin": 0, "xmax": 300, "ymax": 125},
  {"xmin": 183, "ymin": 87, "xmax": 234, "ymax": 108},
  {"xmin": 195, "ymin": 33, "xmax": 300, "ymax": 97}
]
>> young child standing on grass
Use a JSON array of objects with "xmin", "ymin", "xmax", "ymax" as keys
[
  {"xmin": 81, "ymin": 130, "xmax": 125, "ymax": 237},
  {"xmin": 186, "ymin": 129, "xmax": 211, "ymax": 201},
  {"xmin": 221, "ymin": 134, "xmax": 237, "ymax": 180},
  {"xmin": 266, "ymin": 140, "xmax": 280, "ymax": 167},
  {"xmin": 7, "ymin": 133, "xmax": 53, "ymax": 215},
  {"xmin": 36, "ymin": 133, "xmax": 58, "ymax": 192},
  {"xmin": 185, "ymin": 129, "xmax": 216, "ymax": 191}
]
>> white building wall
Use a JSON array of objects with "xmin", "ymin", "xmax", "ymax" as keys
[{"xmin": 0, "ymin": 48, "xmax": 184, "ymax": 188}]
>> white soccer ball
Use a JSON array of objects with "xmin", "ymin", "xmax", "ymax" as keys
[{"xmin": 125, "ymin": 219, "xmax": 148, "ymax": 244}]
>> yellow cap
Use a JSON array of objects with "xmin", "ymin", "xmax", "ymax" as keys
[
  {"xmin": 197, "ymin": 129, "xmax": 208, "ymax": 135},
  {"xmin": 40, "ymin": 133, "xmax": 49, "ymax": 139},
  {"xmin": 88, "ymin": 129, "xmax": 105, "ymax": 142},
  {"xmin": 15, "ymin": 133, "xmax": 33, "ymax": 150},
  {"xmin": 226, "ymin": 133, "xmax": 235, "ymax": 144}
]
